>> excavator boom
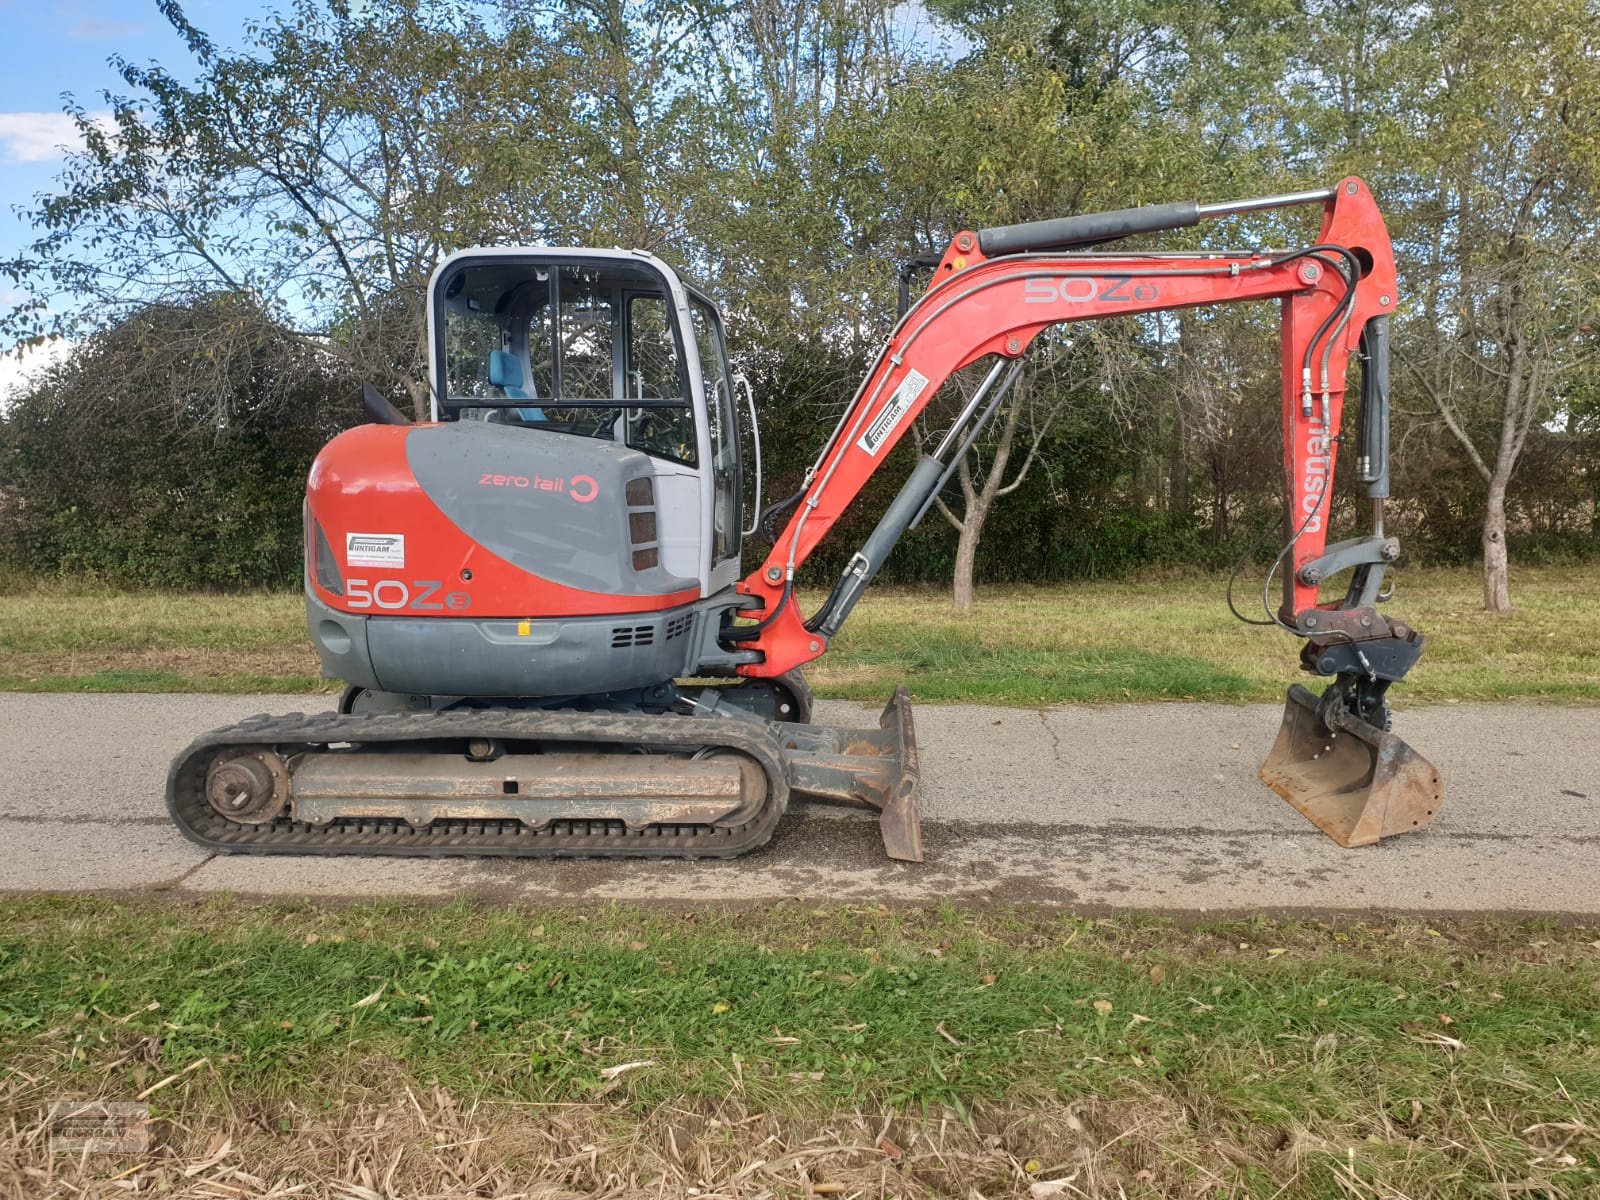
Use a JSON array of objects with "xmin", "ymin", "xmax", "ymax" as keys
[{"xmin": 733, "ymin": 176, "xmax": 1442, "ymax": 848}]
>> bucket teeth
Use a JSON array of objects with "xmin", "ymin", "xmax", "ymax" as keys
[{"xmin": 1260, "ymin": 684, "xmax": 1444, "ymax": 848}]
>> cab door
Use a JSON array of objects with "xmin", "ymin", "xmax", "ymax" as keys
[{"xmin": 688, "ymin": 297, "xmax": 742, "ymax": 586}]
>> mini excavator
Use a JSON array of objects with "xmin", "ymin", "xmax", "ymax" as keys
[{"xmin": 168, "ymin": 177, "xmax": 1443, "ymax": 862}]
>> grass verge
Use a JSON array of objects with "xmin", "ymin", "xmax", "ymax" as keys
[
  {"xmin": 1, "ymin": 898, "xmax": 1597, "ymax": 1197},
  {"xmin": 1, "ymin": 566, "xmax": 1597, "ymax": 703}
]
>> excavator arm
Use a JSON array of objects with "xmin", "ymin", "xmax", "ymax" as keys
[{"xmin": 732, "ymin": 176, "xmax": 1443, "ymax": 849}]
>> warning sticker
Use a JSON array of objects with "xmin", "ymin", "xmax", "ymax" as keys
[
  {"xmin": 856, "ymin": 369, "xmax": 929, "ymax": 457},
  {"xmin": 346, "ymin": 532, "xmax": 406, "ymax": 568}
]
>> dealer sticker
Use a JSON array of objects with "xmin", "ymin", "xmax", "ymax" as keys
[
  {"xmin": 346, "ymin": 532, "xmax": 405, "ymax": 568},
  {"xmin": 856, "ymin": 369, "xmax": 929, "ymax": 457}
]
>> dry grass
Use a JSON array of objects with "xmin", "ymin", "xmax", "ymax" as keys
[
  {"xmin": 10, "ymin": 1077, "xmax": 1595, "ymax": 1199},
  {"xmin": 1, "ymin": 1081, "xmax": 1189, "ymax": 1200},
  {"xmin": 7, "ymin": 1064, "xmax": 1597, "ymax": 1199}
]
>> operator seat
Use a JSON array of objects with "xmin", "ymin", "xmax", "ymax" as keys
[{"xmin": 488, "ymin": 349, "xmax": 546, "ymax": 422}]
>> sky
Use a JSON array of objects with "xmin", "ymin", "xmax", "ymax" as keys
[
  {"xmin": 0, "ymin": 1, "xmax": 287, "ymax": 397},
  {"xmin": 0, "ymin": 0, "xmax": 962, "ymax": 262},
  {"xmin": 0, "ymin": 1, "xmax": 268, "ymax": 265},
  {"xmin": 0, "ymin": 0, "xmax": 962, "ymax": 399}
]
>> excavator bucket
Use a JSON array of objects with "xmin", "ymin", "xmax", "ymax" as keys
[{"xmin": 1259, "ymin": 684, "xmax": 1444, "ymax": 848}]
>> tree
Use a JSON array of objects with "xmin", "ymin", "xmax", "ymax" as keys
[
  {"xmin": 923, "ymin": 352, "xmax": 1072, "ymax": 610},
  {"xmin": 4, "ymin": 0, "xmax": 1596, "ymax": 601},
  {"xmin": 3, "ymin": 0, "xmax": 737, "ymax": 420},
  {"xmin": 856, "ymin": 0, "xmax": 1307, "ymax": 606},
  {"xmin": 0, "ymin": 296, "xmax": 354, "ymax": 587},
  {"xmin": 1315, "ymin": 0, "xmax": 1600, "ymax": 610},
  {"xmin": 1399, "ymin": 1, "xmax": 1599, "ymax": 610}
]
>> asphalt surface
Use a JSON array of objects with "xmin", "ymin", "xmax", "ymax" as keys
[{"xmin": 1, "ymin": 692, "xmax": 1596, "ymax": 915}]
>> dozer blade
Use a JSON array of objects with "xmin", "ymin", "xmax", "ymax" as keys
[
  {"xmin": 1259, "ymin": 683, "xmax": 1444, "ymax": 848},
  {"xmin": 784, "ymin": 686, "xmax": 924, "ymax": 862}
]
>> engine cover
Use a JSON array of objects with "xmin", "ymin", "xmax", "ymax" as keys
[
  {"xmin": 302, "ymin": 420, "xmax": 709, "ymax": 697},
  {"xmin": 305, "ymin": 421, "xmax": 698, "ymax": 620}
]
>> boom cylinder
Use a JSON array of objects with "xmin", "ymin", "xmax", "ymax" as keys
[
  {"xmin": 977, "ymin": 202, "xmax": 1200, "ymax": 256},
  {"xmin": 811, "ymin": 454, "xmax": 947, "ymax": 639},
  {"xmin": 810, "ymin": 357, "xmax": 1026, "ymax": 638}
]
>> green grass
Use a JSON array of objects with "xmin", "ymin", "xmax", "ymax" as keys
[
  {"xmin": 1, "ymin": 566, "xmax": 1596, "ymax": 703},
  {"xmin": 815, "ymin": 566, "xmax": 1600, "ymax": 705},
  {"xmin": 1, "ymin": 898, "xmax": 1596, "ymax": 1196},
  {"xmin": 0, "ymin": 587, "xmax": 335, "ymax": 694}
]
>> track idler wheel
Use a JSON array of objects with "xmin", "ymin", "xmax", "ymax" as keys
[{"xmin": 204, "ymin": 747, "xmax": 290, "ymax": 823}]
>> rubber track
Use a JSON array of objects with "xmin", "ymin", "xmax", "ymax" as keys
[{"xmin": 166, "ymin": 708, "xmax": 791, "ymax": 859}]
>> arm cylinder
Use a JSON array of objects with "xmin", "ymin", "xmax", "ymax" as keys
[
  {"xmin": 1356, "ymin": 316, "xmax": 1391, "ymax": 499},
  {"xmin": 977, "ymin": 201, "xmax": 1200, "ymax": 256}
]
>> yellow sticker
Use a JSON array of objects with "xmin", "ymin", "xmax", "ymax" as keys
[{"xmin": 517, "ymin": 619, "xmax": 531, "ymax": 637}]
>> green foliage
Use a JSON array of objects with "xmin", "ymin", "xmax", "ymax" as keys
[
  {"xmin": 0, "ymin": 296, "xmax": 357, "ymax": 588},
  {"xmin": 1, "ymin": 0, "xmax": 1596, "ymax": 597}
]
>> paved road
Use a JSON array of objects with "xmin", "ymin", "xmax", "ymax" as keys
[{"xmin": 2, "ymin": 693, "xmax": 1596, "ymax": 914}]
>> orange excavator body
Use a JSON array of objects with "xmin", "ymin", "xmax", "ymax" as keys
[{"xmin": 168, "ymin": 180, "xmax": 1441, "ymax": 861}]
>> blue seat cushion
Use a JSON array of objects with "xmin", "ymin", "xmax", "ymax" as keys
[
  {"xmin": 488, "ymin": 349, "xmax": 527, "ymax": 397},
  {"xmin": 488, "ymin": 350, "xmax": 544, "ymax": 420}
]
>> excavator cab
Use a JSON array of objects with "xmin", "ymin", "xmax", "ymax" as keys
[
  {"xmin": 430, "ymin": 252, "xmax": 749, "ymax": 595},
  {"xmin": 295, "ymin": 250, "xmax": 778, "ymax": 705}
]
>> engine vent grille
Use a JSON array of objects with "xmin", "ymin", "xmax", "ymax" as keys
[
  {"xmin": 610, "ymin": 624, "xmax": 656, "ymax": 649},
  {"xmin": 628, "ymin": 511, "xmax": 657, "ymax": 544},
  {"xmin": 664, "ymin": 614, "xmax": 693, "ymax": 641}
]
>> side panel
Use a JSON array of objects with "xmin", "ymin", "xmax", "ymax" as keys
[
  {"xmin": 404, "ymin": 423, "xmax": 694, "ymax": 597},
  {"xmin": 651, "ymin": 465, "xmax": 702, "ymax": 581},
  {"xmin": 362, "ymin": 603, "xmax": 702, "ymax": 696},
  {"xmin": 306, "ymin": 423, "xmax": 699, "ymax": 620},
  {"xmin": 306, "ymin": 589, "xmax": 742, "ymax": 697}
]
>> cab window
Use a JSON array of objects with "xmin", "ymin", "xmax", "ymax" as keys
[
  {"xmin": 437, "ymin": 259, "xmax": 698, "ymax": 467},
  {"xmin": 626, "ymin": 295, "xmax": 696, "ymax": 462}
]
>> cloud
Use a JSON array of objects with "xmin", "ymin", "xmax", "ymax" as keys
[
  {"xmin": 0, "ymin": 113, "xmax": 84, "ymax": 164},
  {"xmin": 0, "ymin": 111, "xmax": 112, "ymax": 164}
]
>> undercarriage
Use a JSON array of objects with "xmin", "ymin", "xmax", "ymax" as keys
[{"xmin": 167, "ymin": 688, "xmax": 924, "ymax": 861}]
